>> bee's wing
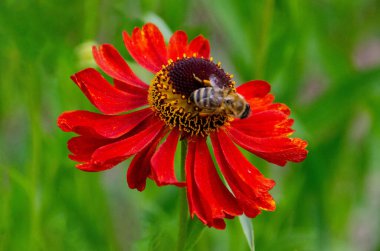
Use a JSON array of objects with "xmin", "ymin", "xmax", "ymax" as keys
[{"xmin": 209, "ymin": 74, "xmax": 221, "ymax": 89}]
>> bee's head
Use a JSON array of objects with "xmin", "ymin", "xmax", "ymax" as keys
[
  {"xmin": 224, "ymin": 93, "xmax": 250, "ymax": 119},
  {"xmin": 240, "ymin": 103, "xmax": 251, "ymax": 119}
]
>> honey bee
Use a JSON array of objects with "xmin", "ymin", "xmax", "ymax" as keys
[{"xmin": 189, "ymin": 74, "xmax": 251, "ymax": 119}]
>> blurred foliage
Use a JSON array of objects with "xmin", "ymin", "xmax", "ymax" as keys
[{"xmin": 1, "ymin": 0, "xmax": 380, "ymax": 250}]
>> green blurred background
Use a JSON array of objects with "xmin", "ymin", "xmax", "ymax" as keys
[{"xmin": 1, "ymin": 0, "xmax": 380, "ymax": 250}]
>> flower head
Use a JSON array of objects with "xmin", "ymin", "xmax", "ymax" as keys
[{"xmin": 58, "ymin": 23, "xmax": 308, "ymax": 229}]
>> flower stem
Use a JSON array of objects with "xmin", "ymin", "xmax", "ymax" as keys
[{"xmin": 176, "ymin": 140, "xmax": 188, "ymax": 251}]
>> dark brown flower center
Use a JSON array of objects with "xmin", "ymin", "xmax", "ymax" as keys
[
  {"xmin": 167, "ymin": 57, "xmax": 231, "ymax": 97},
  {"xmin": 148, "ymin": 56, "xmax": 236, "ymax": 137}
]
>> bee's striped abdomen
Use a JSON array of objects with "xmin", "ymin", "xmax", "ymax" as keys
[{"xmin": 190, "ymin": 87, "xmax": 221, "ymax": 108}]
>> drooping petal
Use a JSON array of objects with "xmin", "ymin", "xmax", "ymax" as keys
[
  {"xmin": 186, "ymin": 35, "xmax": 210, "ymax": 58},
  {"xmin": 186, "ymin": 138, "xmax": 242, "ymax": 229},
  {"xmin": 127, "ymin": 130, "xmax": 166, "ymax": 191},
  {"xmin": 150, "ymin": 129, "xmax": 185, "ymax": 187},
  {"xmin": 71, "ymin": 68, "xmax": 148, "ymax": 115},
  {"xmin": 89, "ymin": 116, "xmax": 165, "ymax": 170},
  {"xmin": 73, "ymin": 144, "xmax": 127, "ymax": 172},
  {"xmin": 57, "ymin": 108, "xmax": 152, "ymax": 138},
  {"xmin": 168, "ymin": 31, "xmax": 188, "ymax": 60},
  {"xmin": 227, "ymin": 127, "xmax": 308, "ymax": 166},
  {"xmin": 123, "ymin": 23, "xmax": 168, "ymax": 73},
  {"xmin": 92, "ymin": 44, "xmax": 148, "ymax": 89},
  {"xmin": 67, "ymin": 136, "xmax": 115, "ymax": 163},
  {"xmin": 193, "ymin": 139, "xmax": 243, "ymax": 225},
  {"xmin": 185, "ymin": 139, "xmax": 197, "ymax": 217},
  {"xmin": 211, "ymin": 131, "xmax": 276, "ymax": 218},
  {"xmin": 186, "ymin": 140, "xmax": 215, "ymax": 227}
]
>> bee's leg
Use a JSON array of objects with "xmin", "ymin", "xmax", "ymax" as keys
[
  {"xmin": 193, "ymin": 73, "xmax": 212, "ymax": 87},
  {"xmin": 198, "ymin": 111, "xmax": 212, "ymax": 117},
  {"xmin": 202, "ymin": 79, "xmax": 212, "ymax": 87},
  {"xmin": 198, "ymin": 108, "xmax": 218, "ymax": 117}
]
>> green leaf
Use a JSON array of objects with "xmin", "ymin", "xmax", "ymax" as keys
[
  {"xmin": 184, "ymin": 219, "xmax": 206, "ymax": 251},
  {"xmin": 239, "ymin": 215, "xmax": 255, "ymax": 251}
]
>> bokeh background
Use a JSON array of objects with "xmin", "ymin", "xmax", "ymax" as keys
[{"xmin": 1, "ymin": 0, "xmax": 380, "ymax": 250}]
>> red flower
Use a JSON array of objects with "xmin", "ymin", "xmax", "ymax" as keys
[{"xmin": 58, "ymin": 23, "xmax": 308, "ymax": 229}]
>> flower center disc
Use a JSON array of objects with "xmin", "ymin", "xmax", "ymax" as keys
[{"xmin": 148, "ymin": 57, "xmax": 235, "ymax": 137}]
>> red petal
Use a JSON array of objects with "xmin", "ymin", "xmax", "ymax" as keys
[
  {"xmin": 227, "ymin": 127, "xmax": 308, "ymax": 166},
  {"xmin": 66, "ymin": 135, "xmax": 123, "ymax": 172},
  {"xmin": 194, "ymin": 139, "xmax": 242, "ymax": 222},
  {"xmin": 267, "ymin": 103, "xmax": 291, "ymax": 116},
  {"xmin": 150, "ymin": 129, "xmax": 185, "ymax": 187},
  {"xmin": 127, "ymin": 130, "xmax": 165, "ymax": 191},
  {"xmin": 92, "ymin": 44, "xmax": 148, "ymax": 89},
  {"xmin": 185, "ymin": 139, "xmax": 197, "ymax": 216},
  {"xmin": 249, "ymin": 94, "xmax": 291, "ymax": 116},
  {"xmin": 186, "ymin": 138, "xmax": 242, "ymax": 229},
  {"xmin": 113, "ymin": 79, "xmax": 148, "ymax": 97},
  {"xmin": 67, "ymin": 136, "xmax": 114, "ymax": 163},
  {"xmin": 186, "ymin": 140, "xmax": 213, "ymax": 227},
  {"xmin": 57, "ymin": 108, "xmax": 152, "ymax": 138},
  {"xmin": 249, "ymin": 94, "xmax": 275, "ymax": 111},
  {"xmin": 211, "ymin": 132, "xmax": 276, "ymax": 217},
  {"xmin": 236, "ymin": 80, "xmax": 271, "ymax": 100},
  {"xmin": 237, "ymin": 81, "xmax": 291, "ymax": 115},
  {"xmin": 187, "ymin": 35, "xmax": 210, "ymax": 58},
  {"xmin": 123, "ymin": 23, "xmax": 167, "ymax": 73},
  {"xmin": 233, "ymin": 79, "xmax": 308, "ymax": 165},
  {"xmin": 71, "ymin": 68, "xmax": 147, "ymax": 115},
  {"xmin": 231, "ymin": 110, "xmax": 294, "ymax": 138},
  {"xmin": 168, "ymin": 31, "xmax": 188, "ymax": 60},
  {"xmin": 89, "ymin": 116, "xmax": 165, "ymax": 169}
]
